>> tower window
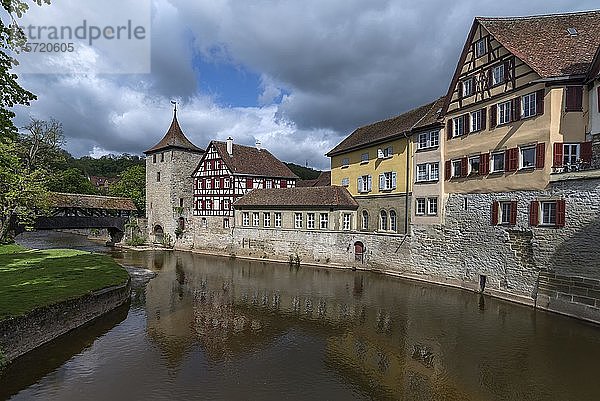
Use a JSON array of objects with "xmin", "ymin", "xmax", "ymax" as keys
[{"xmin": 156, "ymin": 172, "xmax": 161, "ymax": 182}]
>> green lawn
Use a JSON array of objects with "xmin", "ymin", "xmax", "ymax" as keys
[{"xmin": 0, "ymin": 245, "xmax": 129, "ymax": 321}]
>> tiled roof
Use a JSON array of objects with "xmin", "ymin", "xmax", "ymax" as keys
[
  {"xmin": 587, "ymin": 45, "xmax": 600, "ymax": 81},
  {"xmin": 326, "ymin": 99, "xmax": 441, "ymax": 156},
  {"xmin": 212, "ymin": 141, "xmax": 298, "ymax": 179},
  {"xmin": 296, "ymin": 171, "xmax": 331, "ymax": 187},
  {"xmin": 412, "ymin": 97, "xmax": 446, "ymax": 130},
  {"xmin": 48, "ymin": 192, "xmax": 137, "ymax": 211},
  {"xmin": 89, "ymin": 176, "xmax": 119, "ymax": 187},
  {"xmin": 477, "ymin": 10, "xmax": 600, "ymax": 78},
  {"xmin": 233, "ymin": 186, "xmax": 358, "ymax": 209},
  {"xmin": 144, "ymin": 112, "xmax": 204, "ymax": 154}
]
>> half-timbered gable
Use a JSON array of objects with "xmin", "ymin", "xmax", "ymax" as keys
[{"xmin": 443, "ymin": 11, "xmax": 600, "ymax": 194}]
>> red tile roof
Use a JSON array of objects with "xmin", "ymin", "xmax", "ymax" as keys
[
  {"xmin": 296, "ymin": 171, "xmax": 331, "ymax": 187},
  {"xmin": 144, "ymin": 112, "xmax": 204, "ymax": 154},
  {"xmin": 48, "ymin": 192, "xmax": 137, "ymax": 211},
  {"xmin": 233, "ymin": 186, "xmax": 358, "ymax": 209},
  {"xmin": 211, "ymin": 141, "xmax": 298, "ymax": 179}
]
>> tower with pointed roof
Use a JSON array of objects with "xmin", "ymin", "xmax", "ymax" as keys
[{"xmin": 144, "ymin": 106, "xmax": 204, "ymax": 246}]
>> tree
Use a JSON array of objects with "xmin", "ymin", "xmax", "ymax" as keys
[
  {"xmin": 18, "ymin": 117, "xmax": 65, "ymax": 170},
  {"xmin": 109, "ymin": 165, "xmax": 146, "ymax": 215},
  {"xmin": 47, "ymin": 168, "xmax": 98, "ymax": 195},
  {"xmin": 1, "ymin": 0, "xmax": 51, "ymax": 139},
  {"xmin": 0, "ymin": 140, "xmax": 47, "ymax": 243}
]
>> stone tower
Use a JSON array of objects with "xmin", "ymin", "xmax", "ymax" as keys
[{"xmin": 144, "ymin": 107, "xmax": 204, "ymax": 246}]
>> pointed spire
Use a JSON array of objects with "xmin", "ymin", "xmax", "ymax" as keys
[{"xmin": 143, "ymin": 103, "xmax": 204, "ymax": 154}]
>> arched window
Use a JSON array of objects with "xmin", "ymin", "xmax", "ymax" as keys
[
  {"xmin": 380, "ymin": 210, "xmax": 388, "ymax": 231},
  {"xmin": 362, "ymin": 210, "xmax": 369, "ymax": 230},
  {"xmin": 178, "ymin": 217, "xmax": 185, "ymax": 231},
  {"xmin": 389, "ymin": 210, "xmax": 397, "ymax": 232}
]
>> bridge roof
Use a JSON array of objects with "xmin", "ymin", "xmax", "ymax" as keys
[{"xmin": 48, "ymin": 193, "xmax": 137, "ymax": 211}]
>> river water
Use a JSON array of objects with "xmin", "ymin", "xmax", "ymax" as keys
[{"xmin": 2, "ymin": 231, "xmax": 600, "ymax": 400}]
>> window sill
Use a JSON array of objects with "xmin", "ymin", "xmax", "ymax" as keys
[
  {"xmin": 416, "ymin": 146, "xmax": 439, "ymax": 152},
  {"xmin": 360, "ymin": 161, "xmax": 369, "ymax": 165},
  {"xmin": 518, "ymin": 166, "xmax": 535, "ymax": 172},
  {"xmin": 341, "ymin": 165, "xmax": 349, "ymax": 169},
  {"xmin": 489, "ymin": 170, "xmax": 505, "ymax": 175},
  {"xmin": 415, "ymin": 180, "xmax": 439, "ymax": 184}
]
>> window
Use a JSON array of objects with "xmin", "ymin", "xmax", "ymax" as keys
[
  {"xmin": 471, "ymin": 109, "xmax": 482, "ymax": 132},
  {"xmin": 152, "ymin": 154, "xmax": 156, "ymax": 163},
  {"xmin": 500, "ymin": 202, "xmax": 512, "ymax": 225},
  {"xmin": 265, "ymin": 180, "xmax": 272, "ymax": 189},
  {"xmin": 215, "ymin": 179, "xmax": 220, "ymax": 189},
  {"xmin": 380, "ymin": 210, "xmax": 388, "ymax": 230},
  {"xmin": 468, "ymin": 156, "xmax": 480, "ymax": 175},
  {"xmin": 427, "ymin": 198, "xmax": 438, "ymax": 216},
  {"xmin": 491, "ymin": 151, "xmax": 505, "ymax": 173},
  {"xmin": 475, "ymin": 38, "xmax": 487, "ymax": 57},
  {"xmin": 223, "ymin": 218, "xmax": 230, "ymax": 229},
  {"xmin": 361, "ymin": 153, "xmax": 369, "ymax": 163},
  {"xmin": 294, "ymin": 213, "xmax": 303, "ymax": 229},
  {"xmin": 492, "ymin": 64, "xmax": 504, "ymax": 86},
  {"xmin": 179, "ymin": 198, "xmax": 184, "ymax": 208},
  {"xmin": 417, "ymin": 130, "xmax": 439, "ymax": 150},
  {"xmin": 389, "ymin": 210, "xmax": 397, "ymax": 232},
  {"xmin": 275, "ymin": 212, "xmax": 282, "ymax": 228},
  {"xmin": 242, "ymin": 212, "xmax": 249, "ymax": 227},
  {"xmin": 379, "ymin": 171, "xmax": 396, "ymax": 191},
  {"xmin": 522, "ymin": 92, "xmax": 537, "ymax": 118},
  {"xmin": 452, "ymin": 159, "xmax": 462, "ymax": 178},
  {"xmin": 156, "ymin": 172, "xmax": 161, "ymax": 182},
  {"xmin": 382, "ymin": 146, "xmax": 393, "ymax": 158},
  {"xmin": 264, "ymin": 213, "xmax": 271, "ymax": 228},
  {"xmin": 358, "ymin": 175, "xmax": 372, "ymax": 193},
  {"xmin": 223, "ymin": 199, "xmax": 230, "ymax": 210},
  {"xmin": 416, "ymin": 198, "xmax": 426, "ymax": 215},
  {"xmin": 307, "ymin": 213, "xmax": 315, "ymax": 229},
  {"xmin": 563, "ymin": 144, "xmax": 580, "ymax": 167},
  {"xmin": 361, "ymin": 210, "xmax": 369, "ymax": 230},
  {"xmin": 320, "ymin": 213, "xmax": 329, "ymax": 229},
  {"xmin": 343, "ymin": 214, "xmax": 351, "ymax": 231},
  {"xmin": 416, "ymin": 162, "xmax": 439, "ymax": 182},
  {"xmin": 341, "ymin": 177, "xmax": 349, "ymax": 187},
  {"xmin": 342, "ymin": 158, "xmax": 350, "ymax": 168},
  {"xmin": 520, "ymin": 146, "xmax": 536, "ymax": 169},
  {"xmin": 224, "ymin": 178, "xmax": 230, "ymax": 189},
  {"xmin": 252, "ymin": 212, "xmax": 259, "ymax": 227},
  {"xmin": 462, "ymin": 79, "xmax": 473, "ymax": 97},
  {"xmin": 541, "ymin": 201, "xmax": 557, "ymax": 226},
  {"xmin": 498, "ymin": 101, "xmax": 511, "ymax": 125},
  {"xmin": 161, "ymin": 153, "xmax": 165, "ymax": 162},
  {"xmin": 452, "ymin": 116, "xmax": 465, "ymax": 137}
]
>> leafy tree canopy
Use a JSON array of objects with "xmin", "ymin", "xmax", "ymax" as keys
[{"xmin": 108, "ymin": 165, "xmax": 146, "ymax": 214}]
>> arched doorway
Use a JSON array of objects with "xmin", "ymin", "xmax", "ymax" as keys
[
  {"xmin": 153, "ymin": 225, "xmax": 164, "ymax": 244},
  {"xmin": 354, "ymin": 241, "xmax": 365, "ymax": 263}
]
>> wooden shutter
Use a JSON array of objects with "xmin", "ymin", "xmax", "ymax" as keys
[
  {"xmin": 510, "ymin": 201, "xmax": 517, "ymax": 225},
  {"xmin": 464, "ymin": 114, "xmax": 470, "ymax": 134},
  {"xmin": 461, "ymin": 157, "xmax": 468, "ymax": 177},
  {"xmin": 357, "ymin": 177, "xmax": 363, "ymax": 192},
  {"xmin": 553, "ymin": 143, "xmax": 564, "ymax": 167},
  {"xmin": 367, "ymin": 175, "xmax": 372, "ymax": 191},
  {"xmin": 556, "ymin": 199, "xmax": 566, "ymax": 228},
  {"xmin": 220, "ymin": 178, "xmax": 224, "ymax": 188},
  {"xmin": 565, "ymin": 86, "xmax": 583, "ymax": 112},
  {"xmin": 581, "ymin": 141, "xmax": 593, "ymax": 164},
  {"xmin": 445, "ymin": 160, "xmax": 452, "ymax": 180},
  {"xmin": 392, "ymin": 172, "xmax": 397, "ymax": 189},
  {"xmin": 379, "ymin": 174, "xmax": 385, "ymax": 189},
  {"xmin": 447, "ymin": 119, "xmax": 453, "ymax": 140},
  {"xmin": 281, "ymin": 180, "xmax": 287, "ymax": 188},
  {"xmin": 487, "ymin": 68, "xmax": 493, "ymax": 88},
  {"xmin": 529, "ymin": 201, "xmax": 539, "ymax": 226},
  {"xmin": 507, "ymin": 148, "xmax": 518, "ymax": 172},
  {"xmin": 512, "ymin": 97, "xmax": 521, "ymax": 121},
  {"xmin": 458, "ymin": 81, "xmax": 463, "ymax": 99},
  {"xmin": 503, "ymin": 60, "xmax": 510, "ymax": 83},
  {"xmin": 480, "ymin": 153, "xmax": 490, "ymax": 175},
  {"xmin": 246, "ymin": 178, "xmax": 253, "ymax": 189},
  {"xmin": 536, "ymin": 89, "xmax": 545, "ymax": 115},
  {"xmin": 598, "ymin": 86, "xmax": 600, "ymax": 113},
  {"xmin": 490, "ymin": 104, "xmax": 497, "ymax": 128},
  {"xmin": 535, "ymin": 143, "xmax": 545, "ymax": 169},
  {"xmin": 481, "ymin": 108, "xmax": 487, "ymax": 130},
  {"xmin": 491, "ymin": 201, "xmax": 499, "ymax": 225}
]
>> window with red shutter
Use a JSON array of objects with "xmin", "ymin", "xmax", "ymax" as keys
[
  {"xmin": 529, "ymin": 201, "xmax": 539, "ymax": 226},
  {"xmin": 581, "ymin": 142, "xmax": 593, "ymax": 165},
  {"xmin": 445, "ymin": 160, "xmax": 452, "ymax": 181},
  {"xmin": 553, "ymin": 143, "xmax": 564, "ymax": 167},
  {"xmin": 535, "ymin": 143, "xmax": 545, "ymax": 169},
  {"xmin": 504, "ymin": 60, "xmax": 511, "ymax": 83},
  {"xmin": 461, "ymin": 157, "xmax": 468, "ymax": 177},
  {"xmin": 481, "ymin": 108, "xmax": 487, "ymax": 131},
  {"xmin": 280, "ymin": 180, "xmax": 287, "ymax": 188},
  {"xmin": 510, "ymin": 201, "xmax": 517, "ymax": 225},
  {"xmin": 507, "ymin": 148, "xmax": 518, "ymax": 172},
  {"xmin": 512, "ymin": 97, "xmax": 521, "ymax": 121},
  {"xmin": 480, "ymin": 153, "xmax": 490, "ymax": 175},
  {"xmin": 490, "ymin": 105, "xmax": 497, "ymax": 128},
  {"xmin": 536, "ymin": 89, "xmax": 545, "ymax": 115},
  {"xmin": 556, "ymin": 199, "xmax": 566, "ymax": 227},
  {"xmin": 491, "ymin": 201, "xmax": 499, "ymax": 225},
  {"xmin": 565, "ymin": 86, "xmax": 583, "ymax": 112},
  {"xmin": 447, "ymin": 120, "xmax": 453, "ymax": 140},
  {"xmin": 246, "ymin": 178, "xmax": 253, "ymax": 189}
]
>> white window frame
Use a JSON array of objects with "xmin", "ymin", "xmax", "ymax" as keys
[
  {"xmin": 522, "ymin": 92, "xmax": 537, "ymax": 118},
  {"xmin": 343, "ymin": 214, "xmax": 351, "ymax": 231},
  {"xmin": 416, "ymin": 198, "xmax": 426, "ymax": 216},
  {"xmin": 294, "ymin": 212, "xmax": 303, "ymax": 229},
  {"xmin": 379, "ymin": 171, "xmax": 396, "ymax": 191},
  {"xmin": 341, "ymin": 157, "xmax": 350, "ymax": 168},
  {"xmin": 215, "ymin": 179, "xmax": 220, "ymax": 189},
  {"xmin": 358, "ymin": 175, "xmax": 372, "ymax": 193},
  {"xmin": 360, "ymin": 152, "xmax": 369, "ymax": 164},
  {"xmin": 341, "ymin": 177, "xmax": 349, "ymax": 187},
  {"xmin": 468, "ymin": 156, "xmax": 480, "ymax": 175},
  {"xmin": 383, "ymin": 146, "xmax": 393, "ymax": 158},
  {"xmin": 320, "ymin": 213, "xmax": 329, "ymax": 229},
  {"xmin": 541, "ymin": 201, "xmax": 557, "ymax": 226},
  {"xmin": 475, "ymin": 38, "xmax": 487, "ymax": 58},
  {"xmin": 389, "ymin": 210, "xmax": 397, "ymax": 232},
  {"xmin": 452, "ymin": 116, "xmax": 464, "ymax": 137},
  {"xmin": 462, "ymin": 79, "xmax": 473, "ymax": 97},
  {"xmin": 417, "ymin": 130, "xmax": 439, "ymax": 150},
  {"xmin": 500, "ymin": 202, "xmax": 512, "ymax": 225},
  {"xmin": 519, "ymin": 145, "xmax": 536, "ymax": 169},
  {"xmin": 263, "ymin": 212, "xmax": 271, "ymax": 228},
  {"xmin": 224, "ymin": 178, "xmax": 230, "ymax": 189},
  {"xmin": 451, "ymin": 159, "xmax": 462, "ymax": 178},
  {"xmin": 252, "ymin": 212, "xmax": 260, "ymax": 227},
  {"xmin": 380, "ymin": 210, "xmax": 388, "ymax": 231},
  {"xmin": 416, "ymin": 162, "xmax": 439, "ymax": 182},
  {"xmin": 491, "ymin": 151, "xmax": 505, "ymax": 173},
  {"xmin": 427, "ymin": 198, "xmax": 438, "ymax": 216},
  {"xmin": 242, "ymin": 212, "xmax": 250, "ymax": 227},
  {"xmin": 563, "ymin": 143, "xmax": 580, "ymax": 167},
  {"xmin": 492, "ymin": 64, "xmax": 504, "ymax": 86},
  {"xmin": 471, "ymin": 109, "xmax": 482, "ymax": 132},
  {"xmin": 274, "ymin": 212, "xmax": 282, "ymax": 228},
  {"xmin": 498, "ymin": 101, "xmax": 511, "ymax": 125},
  {"xmin": 361, "ymin": 210, "xmax": 369, "ymax": 230},
  {"xmin": 265, "ymin": 180, "xmax": 272, "ymax": 189},
  {"xmin": 307, "ymin": 213, "xmax": 315, "ymax": 229}
]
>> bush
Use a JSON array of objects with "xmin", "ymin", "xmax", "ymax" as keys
[{"xmin": 126, "ymin": 235, "xmax": 146, "ymax": 247}]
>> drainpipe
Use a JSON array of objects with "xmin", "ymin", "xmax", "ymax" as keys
[{"xmin": 403, "ymin": 131, "xmax": 410, "ymax": 235}]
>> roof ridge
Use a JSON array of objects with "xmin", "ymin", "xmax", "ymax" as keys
[
  {"xmin": 51, "ymin": 192, "xmax": 131, "ymax": 200},
  {"xmin": 477, "ymin": 9, "xmax": 600, "ymax": 21}
]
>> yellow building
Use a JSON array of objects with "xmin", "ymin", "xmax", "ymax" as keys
[{"xmin": 327, "ymin": 101, "xmax": 439, "ymax": 234}]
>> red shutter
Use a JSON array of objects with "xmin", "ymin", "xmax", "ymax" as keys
[
  {"xmin": 490, "ymin": 105, "xmax": 497, "ymax": 128},
  {"xmin": 491, "ymin": 201, "xmax": 499, "ymax": 225},
  {"xmin": 246, "ymin": 178, "xmax": 253, "ymax": 189},
  {"xmin": 507, "ymin": 148, "xmax": 518, "ymax": 172},
  {"xmin": 487, "ymin": 68, "xmax": 493, "ymax": 88},
  {"xmin": 461, "ymin": 157, "xmax": 468, "ymax": 177},
  {"xmin": 536, "ymin": 89, "xmax": 545, "ymax": 115},
  {"xmin": 510, "ymin": 201, "xmax": 517, "ymax": 225},
  {"xmin": 464, "ymin": 114, "xmax": 470, "ymax": 134},
  {"xmin": 529, "ymin": 201, "xmax": 539, "ymax": 226},
  {"xmin": 481, "ymin": 108, "xmax": 487, "ymax": 130},
  {"xmin": 581, "ymin": 141, "xmax": 593, "ymax": 164},
  {"xmin": 445, "ymin": 160, "xmax": 452, "ymax": 180},
  {"xmin": 535, "ymin": 143, "xmax": 545, "ymax": 169},
  {"xmin": 556, "ymin": 199, "xmax": 566, "ymax": 228},
  {"xmin": 504, "ymin": 60, "xmax": 510, "ymax": 83},
  {"xmin": 480, "ymin": 153, "xmax": 490, "ymax": 175},
  {"xmin": 512, "ymin": 97, "xmax": 521, "ymax": 121},
  {"xmin": 458, "ymin": 81, "xmax": 463, "ymax": 99},
  {"xmin": 220, "ymin": 178, "xmax": 224, "ymax": 188},
  {"xmin": 447, "ymin": 119, "xmax": 453, "ymax": 140},
  {"xmin": 553, "ymin": 143, "xmax": 564, "ymax": 167},
  {"xmin": 281, "ymin": 180, "xmax": 287, "ymax": 188},
  {"xmin": 565, "ymin": 86, "xmax": 583, "ymax": 112}
]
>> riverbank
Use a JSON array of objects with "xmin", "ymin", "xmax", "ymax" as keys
[{"xmin": 0, "ymin": 244, "xmax": 131, "ymax": 365}]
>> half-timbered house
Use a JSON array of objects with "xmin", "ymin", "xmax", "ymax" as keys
[{"xmin": 192, "ymin": 138, "xmax": 298, "ymax": 230}]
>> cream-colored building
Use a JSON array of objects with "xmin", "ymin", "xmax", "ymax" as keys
[{"xmin": 587, "ymin": 46, "xmax": 600, "ymax": 137}]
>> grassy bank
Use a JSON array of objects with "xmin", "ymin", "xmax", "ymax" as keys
[{"xmin": 0, "ymin": 245, "xmax": 129, "ymax": 321}]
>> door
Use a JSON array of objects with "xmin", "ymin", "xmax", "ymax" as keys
[{"xmin": 354, "ymin": 241, "xmax": 364, "ymax": 263}]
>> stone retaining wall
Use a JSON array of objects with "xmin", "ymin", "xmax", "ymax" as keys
[
  {"xmin": 0, "ymin": 279, "xmax": 131, "ymax": 365},
  {"xmin": 536, "ymin": 272, "xmax": 600, "ymax": 322}
]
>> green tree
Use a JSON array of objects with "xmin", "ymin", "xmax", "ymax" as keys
[
  {"xmin": 109, "ymin": 165, "xmax": 146, "ymax": 215},
  {"xmin": 18, "ymin": 117, "xmax": 66, "ymax": 170},
  {"xmin": 47, "ymin": 168, "xmax": 98, "ymax": 195}
]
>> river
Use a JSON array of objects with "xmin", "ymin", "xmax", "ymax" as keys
[{"xmin": 1, "ymin": 231, "xmax": 599, "ymax": 400}]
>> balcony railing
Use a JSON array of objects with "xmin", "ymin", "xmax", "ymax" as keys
[{"xmin": 551, "ymin": 160, "xmax": 594, "ymax": 174}]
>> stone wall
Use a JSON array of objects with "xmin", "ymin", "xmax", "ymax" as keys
[
  {"xmin": 355, "ymin": 194, "xmax": 410, "ymax": 234},
  {"xmin": 0, "ymin": 280, "xmax": 131, "ymax": 364}
]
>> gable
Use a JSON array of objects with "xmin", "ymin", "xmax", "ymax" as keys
[{"xmin": 192, "ymin": 142, "xmax": 232, "ymax": 177}]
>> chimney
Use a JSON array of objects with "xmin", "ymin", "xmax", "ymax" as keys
[
  {"xmin": 255, "ymin": 139, "xmax": 262, "ymax": 151},
  {"xmin": 226, "ymin": 137, "xmax": 233, "ymax": 156}
]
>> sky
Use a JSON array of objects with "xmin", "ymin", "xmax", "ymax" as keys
[{"xmin": 9, "ymin": 0, "xmax": 600, "ymax": 170}]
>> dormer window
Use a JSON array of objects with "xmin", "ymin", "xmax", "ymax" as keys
[{"xmin": 475, "ymin": 38, "xmax": 487, "ymax": 58}]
